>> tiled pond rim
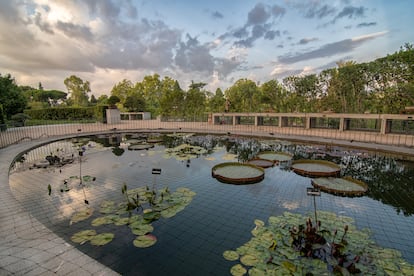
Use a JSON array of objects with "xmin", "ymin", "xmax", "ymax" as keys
[{"xmin": 1, "ymin": 127, "xmax": 414, "ymax": 275}]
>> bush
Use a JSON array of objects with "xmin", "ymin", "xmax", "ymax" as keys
[{"xmin": 11, "ymin": 113, "xmax": 30, "ymax": 127}]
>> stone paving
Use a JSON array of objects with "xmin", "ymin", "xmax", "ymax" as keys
[{"xmin": 1, "ymin": 121, "xmax": 414, "ymax": 275}]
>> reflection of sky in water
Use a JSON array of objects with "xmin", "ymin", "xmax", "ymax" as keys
[{"xmin": 8, "ymin": 136, "xmax": 414, "ymax": 275}]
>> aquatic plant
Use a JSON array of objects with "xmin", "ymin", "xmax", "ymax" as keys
[
  {"xmin": 223, "ymin": 211, "xmax": 414, "ymax": 275},
  {"xmin": 70, "ymin": 184, "xmax": 196, "ymax": 248}
]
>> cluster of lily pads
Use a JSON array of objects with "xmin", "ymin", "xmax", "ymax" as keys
[
  {"xmin": 164, "ymin": 143, "xmax": 208, "ymax": 161},
  {"xmin": 223, "ymin": 211, "xmax": 414, "ymax": 275},
  {"xmin": 70, "ymin": 185, "xmax": 196, "ymax": 248}
]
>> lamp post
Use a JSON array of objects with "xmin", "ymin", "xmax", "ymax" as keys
[
  {"xmin": 307, "ymin": 187, "xmax": 321, "ymax": 226},
  {"xmin": 79, "ymin": 146, "xmax": 88, "ymax": 204}
]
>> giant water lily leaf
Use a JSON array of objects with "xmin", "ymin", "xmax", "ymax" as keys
[
  {"xmin": 70, "ymin": 208, "xmax": 93, "ymax": 224},
  {"xmin": 90, "ymin": 233, "xmax": 114, "ymax": 246},
  {"xmin": 230, "ymin": 264, "xmax": 247, "ymax": 276},
  {"xmin": 133, "ymin": 234, "xmax": 157, "ymax": 248},
  {"xmin": 71, "ymin": 230, "xmax": 96, "ymax": 244},
  {"xmin": 223, "ymin": 250, "xmax": 239, "ymax": 261}
]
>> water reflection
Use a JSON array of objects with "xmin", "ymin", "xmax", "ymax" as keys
[{"xmin": 8, "ymin": 132, "xmax": 414, "ymax": 274}]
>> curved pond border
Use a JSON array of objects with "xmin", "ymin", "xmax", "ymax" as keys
[
  {"xmin": 212, "ymin": 162, "xmax": 265, "ymax": 184},
  {"xmin": 311, "ymin": 176, "xmax": 368, "ymax": 197},
  {"xmin": 291, "ymin": 159, "xmax": 341, "ymax": 177}
]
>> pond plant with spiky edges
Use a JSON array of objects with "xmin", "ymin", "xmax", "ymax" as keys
[{"xmin": 223, "ymin": 211, "xmax": 414, "ymax": 275}]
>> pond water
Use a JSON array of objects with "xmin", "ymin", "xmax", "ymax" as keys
[{"xmin": 9, "ymin": 133, "xmax": 414, "ymax": 275}]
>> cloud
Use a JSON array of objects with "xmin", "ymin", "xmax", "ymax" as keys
[
  {"xmin": 278, "ymin": 31, "xmax": 388, "ymax": 64},
  {"xmin": 174, "ymin": 34, "xmax": 215, "ymax": 73},
  {"xmin": 56, "ymin": 21, "xmax": 93, "ymax": 41},
  {"xmin": 211, "ymin": 11, "xmax": 224, "ymax": 19},
  {"xmin": 357, "ymin": 22, "xmax": 377, "ymax": 28},
  {"xmin": 298, "ymin": 37, "xmax": 318, "ymax": 45},
  {"xmin": 332, "ymin": 6, "xmax": 366, "ymax": 23}
]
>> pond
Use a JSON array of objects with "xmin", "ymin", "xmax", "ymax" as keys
[{"xmin": 9, "ymin": 133, "xmax": 414, "ymax": 275}]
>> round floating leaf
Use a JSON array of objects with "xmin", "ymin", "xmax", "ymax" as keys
[
  {"xmin": 91, "ymin": 215, "xmax": 116, "ymax": 226},
  {"xmin": 133, "ymin": 234, "xmax": 157, "ymax": 248},
  {"xmin": 113, "ymin": 217, "xmax": 130, "ymax": 226},
  {"xmin": 160, "ymin": 207, "xmax": 177, "ymax": 218},
  {"xmin": 240, "ymin": 254, "xmax": 259, "ymax": 266},
  {"xmin": 223, "ymin": 250, "xmax": 239, "ymax": 261},
  {"xmin": 90, "ymin": 233, "xmax": 114, "ymax": 246},
  {"xmin": 70, "ymin": 208, "xmax": 93, "ymax": 224},
  {"xmin": 130, "ymin": 223, "xmax": 154, "ymax": 236},
  {"xmin": 230, "ymin": 264, "xmax": 247, "ymax": 276},
  {"xmin": 71, "ymin": 230, "xmax": 97, "ymax": 244},
  {"xmin": 248, "ymin": 268, "xmax": 266, "ymax": 276},
  {"xmin": 143, "ymin": 211, "xmax": 161, "ymax": 222},
  {"xmin": 99, "ymin": 200, "xmax": 115, "ymax": 214}
]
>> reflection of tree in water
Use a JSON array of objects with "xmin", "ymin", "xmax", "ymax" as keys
[
  {"xmin": 341, "ymin": 155, "xmax": 414, "ymax": 216},
  {"xmin": 102, "ymin": 133, "xmax": 414, "ymax": 216},
  {"xmin": 112, "ymin": 146, "xmax": 125, "ymax": 156}
]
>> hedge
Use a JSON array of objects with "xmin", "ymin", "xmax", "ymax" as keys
[{"xmin": 24, "ymin": 105, "xmax": 108, "ymax": 122}]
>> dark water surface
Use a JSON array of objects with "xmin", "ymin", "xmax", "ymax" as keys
[{"xmin": 9, "ymin": 133, "xmax": 414, "ymax": 275}]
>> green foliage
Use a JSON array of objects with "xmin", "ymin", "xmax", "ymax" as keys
[
  {"xmin": 64, "ymin": 75, "xmax": 91, "ymax": 106},
  {"xmin": 24, "ymin": 107, "xmax": 97, "ymax": 121},
  {"xmin": 107, "ymin": 95, "xmax": 120, "ymax": 107},
  {"xmin": 0, "ymin": 73, "xmax": 27, "ymax": 119},
  {"xmin": 0, "ymin": 103, "xmax": 4, "ymax": 124}
]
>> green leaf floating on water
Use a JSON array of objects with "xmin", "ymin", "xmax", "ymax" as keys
[
  {"xmin": 240, "ymin": 254, "xmax": 259, "ymax": 266},
  {"xmin": 71, "ymin": 229, "xmax": 97, "ymax": 244},
  {"xmin": 91, "ymin": 215, "xmax": 117, "ymax": 226},
  {"xmin": 224, "ymin": 211, "xmax": 414, "ymax": 275},
  {"xmin": 70, "ymin": 208, "xmax": 93, "ymax": 224},
  {"xmin": 133, "ymin": 234, "xmax": 157, "ymax": 248},
  {"xmin": 223, "ymin": 250, "xmax": 239, "ymax": 261},
  {"xmin": 90, "ymin": 233, "xmax": 114, "ymax": 246},
  {"xmin": 99, "ymin": 200, "xmax": 115, "ymax": 214},
  {"xmin": 130, "ymin": 222, "xmax": 154, "ymax": 235},
  {"xmin": 230, "ymin": 264, "xmax": 247, "ymax": 276}
]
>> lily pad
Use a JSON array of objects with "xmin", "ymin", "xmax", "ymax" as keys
[
  {"xmin": 223, "ymin": 250, "xmax": 239, "ymax": 261},
  {"xmin": 90, "ymin": 233, "xmax": 114, "ymax": 246},
  {"xmin": 130, "ymin": 222, "xmax": 154, "ymax": 236},
  {"xmin": 133, "ymin": 234, "xmax": 157, "ymax": 248},
  {"xmin": 230, "ymin": 264, "xmax": 247, "ymax": 276},
  {"xmin": 91, "ymin": 215, "xmax": 117, "ymax": 226},
  {"xmin": 240, "ymin": 254, "xmax": 259, "ymax": 266},
  {"xmin": 70, "ymin": 208, "xmax": 93, "ymax": 224},
  {"xmin": 71, "ymin": 229, "xmax": 97, "ymax": 244},
  {"xmin": 100, "ymin": 200, "xmax": 115, "ymax": 214}
]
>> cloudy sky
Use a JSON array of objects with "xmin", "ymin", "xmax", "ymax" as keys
[{"xmin": 0, "ymin": 0, "xmax": 413, "ymax": 96}]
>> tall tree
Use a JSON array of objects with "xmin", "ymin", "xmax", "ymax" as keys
[
  {"xmin": 260, "ymin": 79, "xmax": 286, "ymax": 112},
  {"xmin": 160, "ymin": 79, "xmax": 184, "ymax": 117},
  {"xmin": 184, "ymin": 81, "xmax": 207, "ymax": 119},
  {"xmin": 64, "ymin": 75, "xmax": 90, "ymax": 106},
  {"xmin": 208, "ymin": 88, "xmax": 226, "ymax": 112},
  {"xmin": 0, "ymin": 73, "xmax": 27, "ymax": 119}
]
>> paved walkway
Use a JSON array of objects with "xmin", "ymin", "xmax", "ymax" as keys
[{"xmin": 1, "ymin": 121, "xmax": 414, "ymax": 275}]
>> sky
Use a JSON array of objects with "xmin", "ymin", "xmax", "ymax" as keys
[{"xmin": 0, "ymin": 0, "xmax": 413, "ymax": 97}]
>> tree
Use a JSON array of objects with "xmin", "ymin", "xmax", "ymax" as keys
[
  {"xmin": 184, "ymin": 81, "xmax": 207, "ymax": 119},
  {"xmin": 64, "ymin": 75, "xmax": 90, "ymax": 106},
  {"xmin": 259, "ymin": 80, "xmax": 286, "ymax": 112},
  {"xmin": 90, "ymin": 94, "xmax": 97, "ymax": 105},
  {"xmin": 111, "ymin": 79, "xmax": 134, "ymax": 105},
  {"xmin": 225, "ymin": 79, "xmax": 258, "ymax": 112},
  {"xmin": 208, "ymin": 88, "xmax": 226, "ymax": 112},
  {"xmin": 108, "ymin": 95, "xmax": 121, "ymax": 107},
  {"xmin": 124, "ymin": 94, "xmax": 146, "ymax": 112},
  {"xmin": 160, "ymin": 78, "xmax": 184, "ymax": 117},
  {"xmin": 0, "ymin": 73, "xmax": 27, "ymax": 119}
]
